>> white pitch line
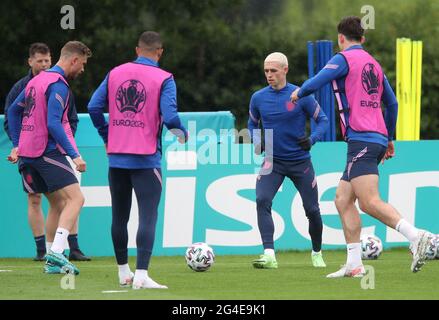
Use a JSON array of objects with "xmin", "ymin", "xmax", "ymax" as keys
[
  {"xmin": 0, "ymin": 270, "xmax": 13, "ymax": 272},
  {"xmin": 101, "ymin": 290, "xmax": 129, "ymax": 294}
]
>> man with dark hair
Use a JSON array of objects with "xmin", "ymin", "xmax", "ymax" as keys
[
  {"xmin": 8, "ymin": 41, "xmax": 92, "ymax": 275},
  {"xmin": 138, "ymin": 31, "xmax": 162, "ymax": 50},
  {"xmin": 88, "ymin": 31, "xmax": 186, "ymax": 289},
  {"xmin": 291, "ymin": 16, "xmax": 435, "ymax": 277},
  {"xmin": 3, "ymin": 43, "xmax": 89, "ymax": 262}
]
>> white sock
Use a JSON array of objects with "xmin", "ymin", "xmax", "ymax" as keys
[
  {"xmin": 395, "ymin": 219, "xmax": 419, "ymax": 243},
  {"xmin": 46, "ymin": 242, "xmax": 53, "ymax": 252},
  {"xmin": 346, "ymin": 243, "xmax": 362, "ymax": 268},
  {"xmin": 50, "ymin": 228, "xmax": 69, "ymax": 253},
  {"xmin": 134, "ymin": 269, "xmax": 148, "ymax": 279},
  {"xmin": 264, "ymin": 249, "xmax": 275, "ymax": 258},
  {"xmin": 118, "ymin": 264, "xmax": 131, "ymax": 275},
  {"xmin": 312, "ymin": 250, "xmax": 321, "ymax": 256}
]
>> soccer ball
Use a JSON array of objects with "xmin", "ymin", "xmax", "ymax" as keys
[
  {"xmin": 360, "ymin": 234, "xmax": 383, "ymax": 260},
  {"xmin": 425, "ymin": 234, "xmax": 439, "ymax": 260},
  {"xmin": 185, "ymin": 242, "xmax": 215, "ymax": 272}
]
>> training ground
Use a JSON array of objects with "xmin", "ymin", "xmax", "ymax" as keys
[{"xmin": 0, "ymin": 248, "xmax": 438, "ymax": 300}]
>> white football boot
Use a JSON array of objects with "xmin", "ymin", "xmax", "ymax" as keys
[
  {"xmin": 326, "ymin": 265, "xmax": 366, "ymax": 278},
  {"xmin": 119, "ymin": 271, "xmax": 134, "ymax": 287},
  {"xmin": 132, "ymin": 276, "xmax": 168, "ymax": 289},
  {"xmin": 410, "ymin": 230, "xmax": 435, "ymax": 273}
]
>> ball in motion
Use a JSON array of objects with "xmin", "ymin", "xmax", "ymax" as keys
[
  {"xmin": 185, "ymin": 242, "xmax": 215, "ymax": 272},
  {"xmin": 360, "ymin": 234, "xmax": 383, "ymax": 260}
]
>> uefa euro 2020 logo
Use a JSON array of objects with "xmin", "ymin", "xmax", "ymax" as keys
[
  {"xmin": 115, "ymin": 80, "xmax": 146, "ymax": 119},
  {"xmin": 361, "ymin": 63, "xmax": 380, "ymax": 101},
  {"xmin": 23, "ymin": 87, "xmax": 36, "ymax": 123}
]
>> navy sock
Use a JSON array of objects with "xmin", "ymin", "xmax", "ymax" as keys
[
  {"xmin": 67, "ymin": 234, "xmax": 80, "ymax": 251},
  {"xmin": 35, "ymin": 235, "xmax": 46, "ymax": 253}
]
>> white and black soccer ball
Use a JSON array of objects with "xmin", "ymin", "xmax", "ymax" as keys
[
  {"xmin": 185, "ymin": 242, "xmax": 215, "ymax": 272},
  {"xmin": 425, "ymin": 234, "xmax": 439, "ymax": 260},
  {"xmin": 360, "ymin": 234, "xmax": 383, "ymax": 260}
]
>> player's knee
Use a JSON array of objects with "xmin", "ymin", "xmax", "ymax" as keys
[
  {"xmin": 335, "ymin": 192, "xmax": 350, "ymax": 211},
  {"xmin": 305, "ymin": 207, "xmax": 321, "ymax": 220},
  {"xmin": 76, "ymin": 192, "xmax": 85, "ymax": 207},
  {"xmin": 359, "ymin": 197, "xmax": 380, "ymax": 214},
  {"xmin": 358, "ymin": 198, "xmax": 375, "ymax": 214},
  {"xmin": 28, "ymin": 193, "xmax": 42, "ymax": 207},
  {"xmin": 256, "ymin": 195, "xmax": 272, "ymax": 210}
]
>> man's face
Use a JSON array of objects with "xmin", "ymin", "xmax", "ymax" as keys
[
  {"xmin": 69, "ymin": 55, "xmax": 88, "ymax": 79},
  {"xmin": 264, "ymin": 61, "xmax": 287, "ymax": 88},
  {"xmin": 28, "ymin": 53, "xmax": 51, "ymax": 76}
]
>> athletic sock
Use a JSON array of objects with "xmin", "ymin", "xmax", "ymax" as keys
[
  {"xmin": 67, "ymin": 234, "xmax": 80, "ymax": 251},
  {"xmin": 346, "ymin": 243, "xmax": 362, "ymax": 268},
  {"xmin": 395, "ymin": 219, "xmax": 419, "ymax": 243},
  {"xmin": 51, "ymin": 228, "xmax": 69, "ymax": 254},
  {"xmin": 264, "ymin": 249, "xmax": 275, "ymax": 258},
  {"xmin": 34, "ymin": 235, "xmax": 46, "ymax": 254},
  {"xmin": 134, "ymin": 269, "xmax": 148, "ymax": 279},
  {"xmin": 118, "ymin": 264, "xmax": 131, "ymax": 275}
]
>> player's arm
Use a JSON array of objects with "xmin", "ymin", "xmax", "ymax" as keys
[
  {"xmin": 67, "ymin": 90, "xmax": 79, "ymax": 137},
  {"xmin": 298, "ymin": 96, "xmax": 329, "ymax": 150},
  {"xmin": 7, "ymin": 89, "xmax": 26, "ymax": 148},
  {"xmin": 46, "ymin": 81, "xmax": 80, "ymax": 159},
  {"xmin": 160, "ymin": 77, "xmax": 188, "ymax": 143},
  {"xmin": 382, "ymin": 75, "xmax": 398, "ymax": 141},
  {"xmin": 381, "ymin": 75, "xmax": 398, "ymax": 162},
  {"xmin": 247, "ymin": 93, "xmax": 262, "ymax": 154},
  {"xmin": 291, "ymin": 54, "xmax": 348, "ymax": 101},
  {"xmin": 88, "ymin": 74, "xmax": 109, "ymax": 144},
  {"xmin": 4, "ymin": 80, "xmax": 25, "ymax": 141}
]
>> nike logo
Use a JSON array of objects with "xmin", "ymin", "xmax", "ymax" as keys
[{"xmin": 57, "ymin": 232, "xmax": 63, "ymax": 234}]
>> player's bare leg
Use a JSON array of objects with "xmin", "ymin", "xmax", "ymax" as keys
[
  {"xmin": 27, "ymin": 193, "xmax": 46, "ymax": 260},
  {"xmin": 45, "ymin": 183, "xmax": 84, "ymax": 275},
  {"xmin": 350, "ymin": 174, "xmax": 434, "ymax": 272},
  {"xmin": 327, "ymin": 180, "xmax": 365, "ymax": 278}
]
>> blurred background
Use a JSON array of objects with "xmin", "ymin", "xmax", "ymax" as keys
[{"xmin": 0, "ymin": 0, "xmax": 438, "ymax": 136}]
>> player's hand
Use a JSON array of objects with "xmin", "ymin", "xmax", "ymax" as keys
[
  {"xmin": 290, "ymin": 88, "xmax": 300, "ymax": 102},
  {"xmin": 297, "ymin": 136, "xmax": 312, "ymax": 151},
  {"xmin": 178, "ymin": 131, "xmax": 188, "ymax": 144},
  {"xmin": 7, "ymin": 147, "xmax": 19, "ymax": 163},
  {"xmin": 381, "ymin": 141, "xmax": 395, "ymax": 164},
  {"xmin": 72, "ymin": 156, "xmax": 86, "ymax": 172}
]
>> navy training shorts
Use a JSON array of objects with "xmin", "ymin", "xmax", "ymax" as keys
[
  {"xmin": 341, "ymin": 141, "xmax": 387, "ymax": 181},
  {"xmin": 20, "ymin": 149, "xmax": 78, "ymax": 194}
]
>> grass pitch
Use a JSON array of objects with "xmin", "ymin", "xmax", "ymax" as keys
[{"xmin": 0, "ymin": 248, "xmax": 438, "ymax": 300}]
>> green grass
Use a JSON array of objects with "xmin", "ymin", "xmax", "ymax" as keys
[{"xmin": 0, "ymin": 248, "xmax": 438, "ymax": 300}]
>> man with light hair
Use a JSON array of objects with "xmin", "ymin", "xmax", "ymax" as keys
[
  {"xmin": 4, "ymin": 42, "xmax": 90, "ymax": 262},
  {"xmin": 7, "ymin": 41, "xmax": 92, "ymax": 275},
  {"xmin": 248, "ymin": 52, "xmax": 329, "ymax": 269},
  {"xmin": 265, "ymin": 52, "xmax": 289, "ymax": 67}
]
